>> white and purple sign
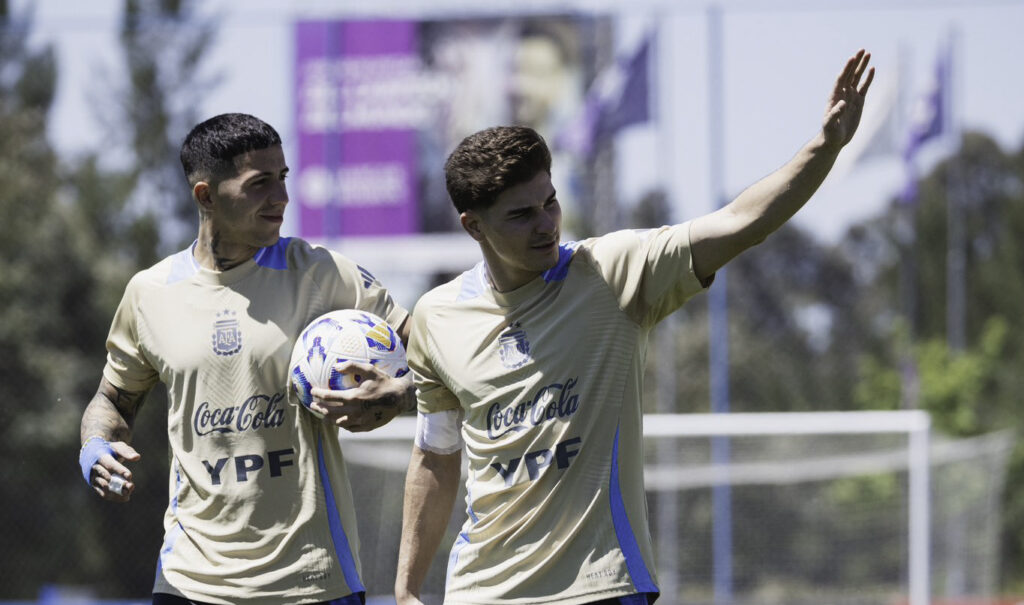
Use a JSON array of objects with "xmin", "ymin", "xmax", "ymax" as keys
[
  {"xmin": 294, "ymin": 16, "xmax": 631, "ymax": 238},
  {"xmin": 295, "ymin": 20, "xmax": 421, "ymax": 237}
]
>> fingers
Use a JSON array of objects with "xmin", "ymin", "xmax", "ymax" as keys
[
  {"xmin": 859, "ymin": 66, "xmax": 875, "ymax": 96},
  {"xmin": 310, "ymin": 388, "xmax": 370, "ymax": 412},
  {"xmin": 313, "ymin": 396, "xmax": 391, "ymax": 419},
  {"xmin": 100, "ymin": 454, "xmax": 133, "ymax": 483},
  {"xmin": 308, "ymin": 361, "xmax": 404, "ymax": 427},
  {"xmin": 311, "ymin": 366, "xmax": 392, "ymax": 404},
  {"xmin": 332, "ymin": 359, "xmax": 382, "ymax": 377},
  {"xmin": 309, "ymin": 387, "xmax": 380, "ymax": 419},
  {"xmin": 838, "ymin": 49, "xmax": 862, "ymax": 85},
  {"xmin": 92, "ymin": 459, "xmax": 135, "ymax": 501},
  {"xmin": 851, "ymin": 49, "xmax": 870, "ymax": 82},
  {"xmin": 110, "ymin": 441, "xmax": 141, "ymax": 463},
  {"xmin": 104, "ymin": 444, "xmax": 139, "ymax": 480},
  {"xmin": 836, "ymin": 49, "xmax": 872, "ymax": 92},
  {"xmin": 848, "ymin": 50, "xmax": 873, "ymax": 93},
  {"xmin": 100, "ymin": 473, "xmax": 133, "ymax": 500},
  {"xmin": 320, "ymin": 360, "xmax": 387, "ymax": 397}
]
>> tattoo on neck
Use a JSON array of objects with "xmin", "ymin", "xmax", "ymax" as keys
[{"xmin": 210, "ymin": 232, "xmax": 233, "ymax": 271}]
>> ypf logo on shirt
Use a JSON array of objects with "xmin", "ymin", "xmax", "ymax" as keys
[
  {"xmin": 498, "ymin": 321, "xmax": 530, "ymax": 369},
  {"xmin": 212, "ymin": 310, "xmax": 242, "ymax": 356}
]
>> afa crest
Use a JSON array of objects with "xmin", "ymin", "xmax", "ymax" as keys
[
  {"xmin": 212, "ymin": 310, "xmax": 242, "ymax": 356},
  {"xmin": 498, "ymin": 322, "xmax": 531, "ymax": 369}
]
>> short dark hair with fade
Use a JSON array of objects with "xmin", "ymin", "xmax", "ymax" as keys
[
  {"xmin": 444, "ymin": 126, "xmax": 552, "ymax": 213},
  {"xmin": 180, "ymin": 113, "xmax": 282, "ymax": 187}
]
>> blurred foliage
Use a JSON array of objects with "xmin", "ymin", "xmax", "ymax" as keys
[
  {"xmin": 662, "ymin": 220, "xmax": 878, "ymax": 416},
  {"xmin": 0, "ymin": 0, "xmax": 212, "ymax": 599},
  {"xmin": 3, "ymin": 0, "xmax": 1024, "ymax": 597},
  {"xmin": 848, "ymin": 132, "xmax": 1024, "ymax": 592},
  {"xmin": 658, "ymin": 129, "xmax": 1024, "ymax": 592},
  {"xmin": 111, "ymin": 0, "xmax": 216, "ymax": 253}
]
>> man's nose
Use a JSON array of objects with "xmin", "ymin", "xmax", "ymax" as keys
[
  {"xmin": 537, "ymin": 208, "xmax": 557, "ymax": 234},
  {"xmin": 272, "ymin": 180, "xmax": 289, "ymax": 205}
]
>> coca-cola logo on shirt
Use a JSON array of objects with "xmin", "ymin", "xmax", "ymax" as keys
[
  {"xmin": 193, "ymin": 393, "xmax": 286, "ymax": 436},
  {"xmin": 486, "ymin": 377, "xmax": 580, "ymax": 440}
]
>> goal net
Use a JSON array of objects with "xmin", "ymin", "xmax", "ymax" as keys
[{"xmin": 340, "ymin": 412, "xmax": 1013, "ymax": 605}]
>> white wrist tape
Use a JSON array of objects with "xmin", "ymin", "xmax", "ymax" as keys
[{"xmin": 415, "ymin": 409, "xmax": 464, "ymax": 455}]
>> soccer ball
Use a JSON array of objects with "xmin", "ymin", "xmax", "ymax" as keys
[{"xmin": 289, "ymin": 309, "xmax": 408, "ymax": 418}]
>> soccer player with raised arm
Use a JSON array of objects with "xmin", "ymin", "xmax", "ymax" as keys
[
  {"xmin": 395, "ymin": 50, "xmax": 873, "ymax": 605},
  {"xmin": 78, "ymin": 113, "xmax": 414, "ymax": 604}
]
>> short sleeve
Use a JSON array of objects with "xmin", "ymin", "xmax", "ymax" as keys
[
  {"xmin": 407, "ymin": 300, "xmax": 461, "ymax": 415},
  {"xmin": 303, "ymin": 242, "xmax": 410, "ymax": 331},
  {"xmin": 583, "ymin": 222, "xmax": 710, "ymax": 326},
  {"xmin": 352, "ymin": 262, "xmax": 409, "ymax": 332},
  {"xmin": 102, "ymin": 276, "xmax": 159, "ymax": 393}
]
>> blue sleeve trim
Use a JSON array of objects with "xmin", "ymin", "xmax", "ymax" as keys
[
  {"xmin": 254, "ymin": 237, "xmax": 292, "ymax": 270},
  {"xmin": 542, "ymin": 241, "xmax": 580, "ymax": 283}
]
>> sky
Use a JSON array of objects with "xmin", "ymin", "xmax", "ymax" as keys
[{"xmin": 22, "ymin": 0, "xmax": 1024, "ymax": 251}]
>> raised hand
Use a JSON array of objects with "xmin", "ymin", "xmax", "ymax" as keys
[{"xmin": 822, "ymin": 49, "xmax": 874, "ymax": 150}]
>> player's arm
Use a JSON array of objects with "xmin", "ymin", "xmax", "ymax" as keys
[
  {"xmin": 395, "ymin": 445, "xmax": 462, "ymax": 605},
  {"xmin": 310, "ymin": 365, "xmax": 415, "ymax": 432},
  {"xmin": 79, "ymin": 376, "xmax": 145, "ymax": 502},
  {"xmin": 689, "ymin": 49, "xmax": 874, "ymax": 283},
  {"xmin": 311, "ymin": 313, "xmax": 416, "ymax": 431}
]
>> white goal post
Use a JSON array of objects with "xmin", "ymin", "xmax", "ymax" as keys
[
  {"xmin": 341, "ymin": 410, "xmax": 1011, "ymax": 605},
  {"xmin": 639, "ymin": 411, "xmax": 932, "ymax": 605}
]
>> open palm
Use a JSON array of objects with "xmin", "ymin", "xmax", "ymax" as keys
[{"xmin": 823, "ymin": 49, "xmax": 875, "ymax": 149}]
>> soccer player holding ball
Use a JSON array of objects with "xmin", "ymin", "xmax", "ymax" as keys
[
  {"xmin": 395, "ymin": 50, "xmax": 873, "ymax": 604},
  {"xmin": 78, "ymin": 113, "xmax": 413, "ymax": 604}
]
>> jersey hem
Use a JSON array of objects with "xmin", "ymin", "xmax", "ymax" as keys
[
  {"xmin": 153, "ymin": 587, "xmax": 358, "ymax": 605},
  {"xmin": 443, "ymin": 586, "xmax": 641, "ymax": 605}
]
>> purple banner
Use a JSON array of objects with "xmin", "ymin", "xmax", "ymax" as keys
[
  {"xmin": 294, "ymin": 16, "xmax": 627, "ymax": 237},
  {"xmin": 294, "ymin": 21, "xmax": 419, "ymax": 237}
]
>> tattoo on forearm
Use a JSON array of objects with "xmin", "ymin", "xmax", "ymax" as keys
[
  {"xmin": 80, "ymin": 382, "xmax": 146, "ymax": 445},
  {"xmin": 113, "ymin": 386, "xmax": 145, "ymax": 417}
]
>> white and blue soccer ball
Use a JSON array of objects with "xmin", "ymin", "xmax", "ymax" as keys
[{"xmin": 289, "ymin": 309, "xmax": 408, "ymax": 418}]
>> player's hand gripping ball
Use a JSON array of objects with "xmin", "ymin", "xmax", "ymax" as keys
[{"xmin": 289, "ymin": 309, "xmax": 409, "ymax": 418}]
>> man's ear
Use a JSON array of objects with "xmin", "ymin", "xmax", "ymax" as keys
[
  {"xmin": 193, "ymin": 181, "xmax": 213, "ymax": 209},
  {"xmin": 460, "ymin": 211, "xmax": 485, "ymax": 242}
]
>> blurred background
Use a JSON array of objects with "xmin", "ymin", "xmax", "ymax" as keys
[{"xmin": 2, "ymin": 0, "xmax": 1023, "ymax": 603}]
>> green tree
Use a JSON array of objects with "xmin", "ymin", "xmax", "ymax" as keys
[
  {"xmin": 654, "ymin": 132, "xmax": 1024, "ymax": 596},
  {"xmin": 662, "ymin": 221, "xmax": 878, "ymax": 416},
  {"xmin": 0, "ymin": 0, "xmax": 215, "ymax": 597},
  {"xmin": 65, "ymin": 0, "xmax": 217, "ymax": 596},
  {"xmin": 105, "ymin": 0, "xmax": 214, "ymax": 254},
  {"xmin": 0, "ymin": 3, "xmax": 98, "ymax": 597},
  {"xmin": 850, "ymin": 132, "xmax": 1024, "ymax": 591}
]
